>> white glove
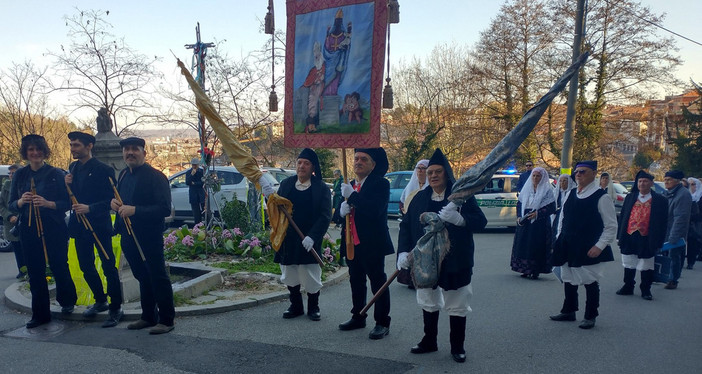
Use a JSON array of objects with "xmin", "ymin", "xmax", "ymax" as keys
[
  {"xmin": 341, "ymin": 183, "xmax": 354, "ymax": 198},
  {"xmin": 397, "ymin": 252, "xmax": 411, "ymax": 270},
  {"xmin": 439, "ymin": 207, "xmax": 465, "ymax": 226},
  {"xmin": 443, "ymin": 201, "xmax": 458, "ymax": 211},
  {"xmin": 302, "ymin": 236, "xmax": 314, "ymax": 252},
  {"xmin": 259, "ymin": 176, "xmax": 275, "ymax": 197},
  {"xmin": 339, "ymin": 201, "xmax": 351, "ymax": 217}
]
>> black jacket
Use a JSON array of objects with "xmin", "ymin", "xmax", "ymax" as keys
[
  {"xmin": 398, "ymin": 187, "xmax": 487, "ymax": 289},
  {"xmin": 9, "ymin": 163, "xmax": 70, "ymax": 228},
  {"xmin": 67, "ymin": 158, "xmax": 115, "ymax": 236},
  {"xmin": 186, "ymin": 168, "xmax": 205, "ymax": 204},
  {"xmin": 617, "ymin": 190, "xmax": 668, "ymax": 258},
  {"xmin": 341, "ymin": 176, "xmax": 394, "ymax": 260},
  {"xmin": 114, "ymin": 164, "xmax": 171, "ymax": 236},
  {"xmin": 274, "ymin": 176, "xmax": 332, "ymax": 265}
]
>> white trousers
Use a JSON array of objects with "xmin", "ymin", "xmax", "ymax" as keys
[
  {"xmin": 621, "ymin": 254, "xmax": 655, "ymax": 271},
  {"xmin": 280, "ymin": 264, "xmax": 323, "ymax": 293},
  {"xmin": 416, "ymin": 284, "xmax": 473, "ymax": 317}
]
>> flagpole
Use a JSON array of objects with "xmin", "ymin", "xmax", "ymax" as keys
[{"xmin": 342, "ymin": 148, "xmax": 354, "ymax": 260}]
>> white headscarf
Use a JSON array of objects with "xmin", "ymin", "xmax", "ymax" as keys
[
  {"xmin": 400, "ymin": 159, "xmax": 429, "ymax": 204},
  {"xmin": 688, "ymin": 177, "xmax": 702, "ymax": 202},
  {"xmin": 518, "ymin": 167, "xmax": 556, "ymax": 216},
  {"xmin": 554, "ymin": 173, "xmax": 576, "ymax": 207}
]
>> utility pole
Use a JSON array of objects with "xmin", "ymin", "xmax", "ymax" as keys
[
  {"xmin": 185, "ymin": 22, "xmax": 215, "ymax": 154},
  {"xmin": 560, "ymin": 0, "xmax": 586, "ymax": 175}
]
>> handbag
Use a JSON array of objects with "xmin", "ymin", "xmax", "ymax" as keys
[{"xmin": 654, "ymin": 254, "xmax": 672, "ymax": 283}]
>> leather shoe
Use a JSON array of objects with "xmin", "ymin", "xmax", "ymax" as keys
[
  {"xmin": 368, "ymin": 325, "xmax": 389, "ymax": 340},
  {"xmin": 149, "ymin": 323, "xmax": 175, "ymax": 335},
  {"xmin": 641, "ymin": 293, "xmax": 653, "ymax": 301},
  {"xmin": 282, "ymin": 307, "xmax": 304, "ymax": 319},
  {"xmin": 338, "ymin": 318, "xmax": 366, "ymax": 331},
  {"xmin": 83, "ymin": 301, "xmax": 109, "ymax": 318},
  {"xmin": 549, "ymin": 312, "xmax": 576, "ymax": 321},
  {"xmin": 664, "ymin": 281, "xmax": 677, "ymax": 290},
  {"xmin": 452, "ymin": 353, "xmax": 467, "ymax": 363},
  {"xmin": 61, "ymin": 305, "xmax": 75, "ymax": 315},
  {"xmin": 615, "ymin": 286, "xmax": 634, "ymax": 295},
  {"xmin": 410, "ymin": 343, "xmax": 438, "ymax": 354},
  {"xmin": 307, "ymin": 308, "xmax": 321, "ymax": 321},
  {"xmin": 579, "ymin": 318, "xmax": 596, "ymax": 329},
  {"xmin": 26, "ymin": 318, "xmax": 50, "ymax": 329},
  {"xmin": 102, "ymin": 309, "xmax": 124, "ymax": 328},
  {"xmin": 127, "ymin": 319, "xmax": 156, "ymax": 330}
]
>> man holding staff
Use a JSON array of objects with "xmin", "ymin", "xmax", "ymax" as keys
[
  {"xmin": 273, "ymin": 148, "xmax": 331, "ymax": 321},
  {"xmin": 338, "ymin": 148, "xmax": 394, "ymax": 340},
  {"xmin": 111, "ymin": 137, "xmax": 175, "ymax": 334},
  {"xmin": 66, "ymin": 131, "xmax": 124, "ymax": 327}
]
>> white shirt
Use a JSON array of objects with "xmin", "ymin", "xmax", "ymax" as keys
[
  {"xmin": 638, "ymin": 191, "xmax": 652, "ymax": 203},
  {"xmin": 295, "ymin": 179, "xmax": 311, "ymax": 191},
  {"xmin": 431, "ymin": 189, "xmax": 445, "ymax": 202}
]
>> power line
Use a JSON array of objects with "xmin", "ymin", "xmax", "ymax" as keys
[{"xmin": 605, "ymin": 0, "xmax": 702, "ymax": 48}]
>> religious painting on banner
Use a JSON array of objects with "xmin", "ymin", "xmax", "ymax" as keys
[{"xmin": 285, "ymin": 0, "xmax": 387, "ymax": 148}]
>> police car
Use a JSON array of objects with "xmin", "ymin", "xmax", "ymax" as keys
[{"xmin": 474, "ymin": 171, "xmax": 520, "ymax": 228}]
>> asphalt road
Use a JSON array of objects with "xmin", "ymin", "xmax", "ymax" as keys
[{"xmin": 1, "ymin": 220, "xmax": 700, "ymax": 373}]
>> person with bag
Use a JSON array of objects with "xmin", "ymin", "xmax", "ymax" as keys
[{"xmin": 397, "ymin": 149, "xmax": 487, "ymax": 363}]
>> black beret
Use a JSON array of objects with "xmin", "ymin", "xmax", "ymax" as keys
[
  {"xmin": 119, "ymin": 137, "xmax": 146, "ymax": 148},
  {"xmin": 21, "ymin": 134, "xmax": 46, "ymax": 143},
  {"xmin": 665, "ymin": 170, "xmax": 684, "ymax": 180},
  {"xmin": 575, "ymin": 160, "xmax": 597, "ymax": 170},
  {"xmin": 68, "ymin": 131, "xmax": 96, "ymax": 145}
]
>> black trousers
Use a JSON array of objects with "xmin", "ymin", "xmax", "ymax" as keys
[
  {"xmin": 120, "ymin": 228, "xmax": 175, "ymax": 326},
  {"xmin": 348, "ymin": 254, "xmax": 391, "ymax": 327},
  {"xmin": 12, "ymin": 240, "xmax": 25, "ymax": 272},
  {"xmin": 74, "ymin": 223, "xmax": 122, "ymax": 310},
  {"xmin": 21, "ymin": 222, "xmax": 77, "ymax": 321},
  {"xmin": 191, "ymin": 202, "xmax": 204, "ymax": 224},
  {"xmin": 561, "ymin": 281, "xmax": 600, "ymax": 320}
]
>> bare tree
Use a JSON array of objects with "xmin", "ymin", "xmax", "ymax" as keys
[
  {"xmin": 0, "ymin": 61, "xmax": 77, "ymax": 166},
  {"xmin": 47, "ymin": 8, "xmax": 161, "ymax": 136}
]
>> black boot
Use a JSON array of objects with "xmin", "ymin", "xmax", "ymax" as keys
[
  {"xmin": 449, "ymin": 315, "xmax": 467, "ymax": 363},
  {"xmin": 283, "ymin": 285, "xmax": 304, "ymax": 319},
  {"xmin": 307, "ymin": 291, "xmax": 321, "ymax": 321},
  {"xmin": 640, "ymin": 269, "xmax": 654, "ymax": 300},
  {"xmin": 616, "ymin": 268, "xmax": 636, "ymax": 295},
  {"xmin": 411, "ymin": 310, "xmax": 439, "ymax": 354}
]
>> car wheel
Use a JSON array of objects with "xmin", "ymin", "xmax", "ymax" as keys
[{"xmin": 0, "ymin": 237, "xmax": 11, "ymax": 252}]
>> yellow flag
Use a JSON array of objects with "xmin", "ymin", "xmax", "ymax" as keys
[
  {"xmin": 266, "ymin": 194, "xmax": 293, "ymax": 251},
  {"xmin": 177, "ymin": 59, "xmax": 263, "ymax": 186}
]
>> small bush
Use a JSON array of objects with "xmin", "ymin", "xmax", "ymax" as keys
[{"xmin": 221, "ymin": 194, "xmax": 252, "ymax": 233}]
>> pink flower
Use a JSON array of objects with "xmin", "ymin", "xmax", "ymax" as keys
[
  {"xmin": 182, "ymin": 235, "xmax": 195, "ymax": 247},
  {"xmin": 239, "ymin": 239, "xmax": 249, "ymax": 249},
  {"xmin": 232, "ymin": 227, "xmax": 243, "ymax": 236},
  {"xmin": 250, "ymin": 237, "xmax": 261, "ymax": 247},
  {"xmin": 221, "ymin": 230, "xmax": 232, "ymax": 239}
]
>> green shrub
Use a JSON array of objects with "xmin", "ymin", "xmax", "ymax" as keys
[{"xmin": 220, "ymin": 194, "xmax": 252, "ymax": 233}]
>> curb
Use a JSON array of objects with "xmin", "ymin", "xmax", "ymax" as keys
[{"xmin": 4, "ymin": 266, "xmax": 349, "ymax": 320}]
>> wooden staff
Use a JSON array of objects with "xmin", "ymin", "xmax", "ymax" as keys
[
  {"xmin": 65, "ymin": 183, "xmax": 110, "ymax": 260},
  {"xmin": 277, "ymin": 205, "xmax": 325, "ymax": 268},
  {"xmin": 360, "ymin": 269, "xmax": 400, "ymax": 317},
  {"xmin": 109, "ymin": 177, "xmax": 146, "ymax": 261},
  {"xmin": 29, "ymin": 178, "xmax": 48, "ymax": 262},
  {"xmin": 342, "ymin": 148, "xmax": 354, "ymax": 260}
]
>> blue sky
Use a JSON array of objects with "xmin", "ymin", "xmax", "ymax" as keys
[{"xmin": 1, "ymin": 0, "xmax": 700, "ymax": 95}]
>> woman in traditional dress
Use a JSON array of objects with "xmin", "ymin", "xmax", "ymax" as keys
[
  {"xmin": 685, "ymin": 177, "xmax": 702, "ymax": 268},
  {"xmin": 397, "ymin": 159, "xmax": 428, "ymax": 288},
  {"xmin": 510, "ymin": 167, "xmax": 556, "ymax": 279}
]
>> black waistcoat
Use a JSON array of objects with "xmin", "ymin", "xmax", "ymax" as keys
[{"xmin": 552, "ymin": 188, "xmax": 614, "ymax": 267}]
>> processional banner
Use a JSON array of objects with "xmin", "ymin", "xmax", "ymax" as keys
[{"xmin": 284, "ymin": 0, "xmax": 387, "ymax": 148}]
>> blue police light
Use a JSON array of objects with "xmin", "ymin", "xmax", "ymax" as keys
[{"xmin": 497, "ymin": 169, "xmax": 518, "ymax": 175}]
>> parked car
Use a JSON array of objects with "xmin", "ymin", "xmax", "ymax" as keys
[
  {"xmin": 169, "ymin": 166, "xmax": 250, "ymax": 224},
  {"xmin": 385, "ymin": 171, "xmax": 413, "ymax": 216},
  {"xmin": 620, "ymin": 180, "xmax": 667, "ymax": 195},
  {"xmin": 262, "ymin": 167, "xmax": 296, "ymax": 184},
  {"xmin": 474, "ymin": 173, "xmax": 521, "ymax": 228},
  {"xmin": 610, "ymin": 182, "xmax": 628, "ymax": 217}
]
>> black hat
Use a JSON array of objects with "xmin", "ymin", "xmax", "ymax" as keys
[
  {"xmin": 631, "ymin": 170, "xmax": 654, "ymax": 194},
  {"xmin": 21, "ymin": 134, "xmax": 45, "ymax": 143},
  {"xmin": 427, "ymin": 148, "xmax": 456, "ymax": 185},
  {"xmin": 354, "ymin": 147, "xmax": 389, "ymax": 178},
  {"xmin": 298, "ymin": 148, "xmax": 322, "ymax": 180},
  {"xmin": 665, "ymin": 170, "xmax": 684, "ymax": 180},
  {"xmin": 68, "ymin": 131, "xmax": 96, "ymax": 145},
  {"xmin": 600, "ymin": 172, "xmax": 609, "ymax": 178},
  {"xmin": 575, "ymin": 160, "xmax": 597, "ymax": 170},
  {"xmin": 119, "ymin": 137, "xmax": 146, "ymax": 148}
]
